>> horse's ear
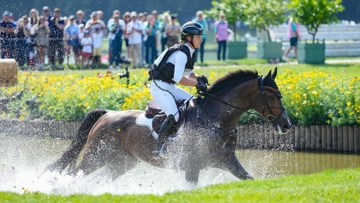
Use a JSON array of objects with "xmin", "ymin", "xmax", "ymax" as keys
[
  {"xmin": 272, "ymin": 67, "xmax": 277, "ymax": 79},
  {"xmin": 265, "ymin": 70, "xmax": 272, "ymax": 80}
]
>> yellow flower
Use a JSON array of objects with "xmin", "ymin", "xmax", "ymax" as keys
[{"xmin": 347, "ymin": 102, "xmax": 351, "ymax": 107}]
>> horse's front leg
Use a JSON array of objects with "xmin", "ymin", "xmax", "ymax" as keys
[
  {"xmin": 215, "ymin": 153, "xmax": 254, "ymax": 180},
  {"xmin": 185, "ymin": 167, "xmax": 200, "ymax": 186}
]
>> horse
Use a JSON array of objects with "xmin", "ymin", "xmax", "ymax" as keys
[{"xmin": 46, "ymin": 67, "xmax": 292, "ymax": 184}]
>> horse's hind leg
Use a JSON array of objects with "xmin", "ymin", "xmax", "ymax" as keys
[{"xmin": 70, "ymin": 146, "xmax": 106, "ymax": 176}]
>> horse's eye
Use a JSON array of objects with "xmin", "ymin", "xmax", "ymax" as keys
[{"xmin": 268, "ymin": 95, "xmax": 274, "ymax": 100}]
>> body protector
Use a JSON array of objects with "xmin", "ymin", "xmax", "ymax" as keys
[{"xmin": 148, "ymin": 43, "xmax": 196, "ymax": 84}]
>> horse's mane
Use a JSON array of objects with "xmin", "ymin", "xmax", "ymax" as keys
[{"xmin": 207, "ymin": 69, "xmax": 258, "ymax": 94}]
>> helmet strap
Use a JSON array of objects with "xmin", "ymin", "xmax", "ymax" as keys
[{"xmin": 188, "ymin": 35, "xmax": 195, "ymax": 49}]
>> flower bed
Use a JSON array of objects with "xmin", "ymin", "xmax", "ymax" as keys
[{"xmin": 1, "ymin": 69, "xmax": 359, "ymax": 126}]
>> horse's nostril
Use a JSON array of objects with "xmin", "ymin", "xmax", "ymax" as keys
[{"xmin": 283, "ymin": 124, "xmax": 290, "ymax": 131}]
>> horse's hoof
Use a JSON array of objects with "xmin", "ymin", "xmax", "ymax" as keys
[
  {"xmin": 159, "ymin": 153, "xmax": 169, "ymax": 160},
  {"xmin": 246, "ymin": 174, "xmax": 254, "ymax": 180}
]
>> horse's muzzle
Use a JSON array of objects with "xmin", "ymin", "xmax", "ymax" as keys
[{"xmin": 275, "ymin": 111, "xmax": 292, "ymax": 134}]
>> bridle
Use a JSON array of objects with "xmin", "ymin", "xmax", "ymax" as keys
[
  {"xmin": 252, "ymin": 76, "xmax": 286, "ymax": 125},
  {"xmin": 198, "ymin": 76, "xmax": 286, "ymax": 126}
]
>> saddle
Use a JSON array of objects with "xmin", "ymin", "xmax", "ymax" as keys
[{"xmin": 145, "ymin": 100, "xmax": 186, "ymax": 138}]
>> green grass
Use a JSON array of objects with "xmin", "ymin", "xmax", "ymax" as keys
[
  {"xmin": 1, "ymin": 168, "xmax": 359, "ymax": 202},
  {"xmin": 24, "ymin": 62, "xmax": 360, "ymax": 79}
]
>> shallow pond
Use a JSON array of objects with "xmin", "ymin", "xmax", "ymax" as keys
[{"xmin": 0, "ymin": 134, "xmax": 359, "ymax": 195}]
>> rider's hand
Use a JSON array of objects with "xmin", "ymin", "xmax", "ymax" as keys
[
  {"xmin": 196, "ymin": 77, "xmax": 208, "ymax": 94},
  {"xmin": 197, "ymin": 75, "xmax": 209, "ymax": 85}
]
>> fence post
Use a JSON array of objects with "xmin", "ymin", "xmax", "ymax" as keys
[
  {"xmin": 326, "ymin": 125, "xmax": 332, "ymax": 151},
  {"xmin": 348, "ymin": 126, "xmax": 354, "ymax": 153},
  {"xmin": 321, "ymin": 125, "xmax": 327, "ymax": 151},
  {"xmin": 337, "ymin": 126, "xmax": 343, "ymax": 152},
  {"xmin": 332, "ymin": 126, "xmax": 338, "ymax": 151}
]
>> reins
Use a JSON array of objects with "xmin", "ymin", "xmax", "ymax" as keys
[{"xmin": 197, "ymin": 76, "xmax": 285, "ymax": 124}]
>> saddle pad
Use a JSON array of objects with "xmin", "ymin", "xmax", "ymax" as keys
[{"xmin": 135, "ymin": 112, "xmax": 183, "ymax": 141}]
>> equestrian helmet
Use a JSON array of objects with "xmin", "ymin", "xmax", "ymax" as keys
[{"xmin": 181, "ymin": 21, "xmax": 204, "ymax": 36}]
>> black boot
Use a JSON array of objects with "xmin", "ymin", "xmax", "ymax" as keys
[{"xmin": 152, "ymin": 114, "xmax": 176, "ymax": 160}]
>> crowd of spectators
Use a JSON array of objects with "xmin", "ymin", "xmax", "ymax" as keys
[{"xmin": 0, "ymin": 7, "xmax": 233, "ymax": 70}]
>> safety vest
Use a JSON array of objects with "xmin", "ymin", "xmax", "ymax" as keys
[{"xmin": 148, "ymin": 43, "xmax": 195, "ymax": 84}]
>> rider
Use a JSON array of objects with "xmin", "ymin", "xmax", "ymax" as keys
[{"xmin": 148, "ymin": 21, "xmax": 208, "ymax": 159}]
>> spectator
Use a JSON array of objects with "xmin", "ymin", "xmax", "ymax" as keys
[
  {"xmin": 145, "ymin": 14, "xmax": 157, "ymax": 65},
  {"xmin": 92, "ymin": 27, "xmax": 103, "ymax": 67},
  {"xmin": 108, "ymin": 13, "xmax": 124, "ymax": 69},
  {"xmin": 14, "ymin": 18, "xmax": 27, "ymax": 69},
  {"xmin": 160, "ymin": 13, "xmax": 170, "ymax": 51},
  {"xmin": 64, "ymin": 15, "xmax": 80, "ymax": 64},
  {"xmin": 151, "ymin": 10, "xmax": 160, "ymax": 30},
  {"xmin": 193, "ymin": 10, "xmax": 207, "ymax": 63},
  {"xmin": 81, "ymin": 31, "xmax": 92, "ymax": 68},
  {"xmin": 107, "ymin": 10, "xmax": 121, "ymax": 67},
  {"xmin": 129, "ymin": 11, "xmax": 143, "ymax": 68},
  {"xmin": 48, "ymin": 8, "xmax": 65, "ymax": 69},
  {"xmin": 78, "ymin": 24, "xmax": 85, "ymax": 63},
  {"xmin": 34, "ymin": 16, "xmax": 49, "ymax": 70},
  {"xmin": 283, "ymin": 17, "xmax": 301, "ymax": 60},
  {"xmin": 215, "ymin": 13, "xmax": 228, "ymax": 61},
  {"xmin": 22, "ymin": 16, "xmax": 31, "ymax": 66},
  {"xmin": 97, "ymin": 10, "xmax": 107, "ymax": 36},
  {"xmin": 42, "ymin": 6, "xmax": 52, "ymax": 25},
  {"xmin": 8, "ymin": 12, "xmax": 16, "ymax": 59},
  {"xmin": 75, "ymin": 10, "xmax": 86, "ymax": 25},
  {"xmin": 0, "ymin": 11, "xmax": 15, "ymax": 59},
  {"xmin": 28, "ymin": 9, "xmax": 39, "ymax": 65},
  {"xmin": 123, "ymin": 12, "xmax": 132, "ymax": 59},
  {"xmin": 85, "ymin": 11, "xmax": 105, "ymax": 35},
  {"xmin": 138, "ymin": 12, "xmax": 147, "ymax": 65},
  {"xmin": 166, "ymin": 16, "xmax": 180, "ymax": 47}
]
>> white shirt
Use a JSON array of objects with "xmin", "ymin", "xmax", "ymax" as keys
[
  {"xmin": 128, "ymin": 20, "xmax": 143, "ymax": 44},
  {"xmin": 92, "ymin": 31, "xmax": 103, "ymax": 48},
  {"xmin": 85, "ymin": 19, "xmax": 105, "ymax": 35},
  {"xmin": 81, "ymin": 37, "xmax": 93, "ymax": 53},
  {"xmin": 154, "ymin": 43, "xmax": 195, "ymax": 83}
]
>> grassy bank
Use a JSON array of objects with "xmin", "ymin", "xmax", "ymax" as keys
[{"xmin": 1, "ymin": 168, "xmax": 359, "ymax": 202}]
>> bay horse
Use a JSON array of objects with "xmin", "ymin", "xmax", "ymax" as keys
[{"xmin": 46, "ymin": 68, "xmax": 292, "ymax": 184}]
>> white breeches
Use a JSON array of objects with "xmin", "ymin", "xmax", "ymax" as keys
[{"xmin": 150, "ymin": 80, "xmax": 192, "ymax": 121}]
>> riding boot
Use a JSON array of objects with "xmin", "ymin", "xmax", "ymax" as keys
[{"xmin": 152, "ymin": 114, "xmax": 176, "ymax": 160}]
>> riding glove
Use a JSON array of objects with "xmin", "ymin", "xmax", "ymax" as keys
[
  {"xmin": 196, "ymin": 77, "xmax": 208, "ymax": 94},
  {"xmin": 197, "ymin": 75, "xmax": 209, "ymax": 85}
]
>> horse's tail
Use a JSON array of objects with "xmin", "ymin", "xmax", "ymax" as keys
[{"xmin": 45, "ymin": 109, "xmax": 108, "ymax": 173}]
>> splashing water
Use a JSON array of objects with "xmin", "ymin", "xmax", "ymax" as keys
[{"xmin": 0, "ymin": 134, "xmax": 240, "ymax": 195}]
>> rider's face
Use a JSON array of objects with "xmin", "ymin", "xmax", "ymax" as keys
[{"xmin": 192, "ymin": 35, "xmax": 203, "ymax": 49}]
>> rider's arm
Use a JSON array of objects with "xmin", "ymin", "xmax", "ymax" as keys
[
  {"xmin": 187, "ymin": 71, "xmax": 197, "ymax": 80},
  {"xmin": 173, "ymin": 52, "xmax": 197, "ymax": 86}
]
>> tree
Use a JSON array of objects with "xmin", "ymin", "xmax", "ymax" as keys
[
  {"xmin": 204, "ymin": 0, "xmax": 247, "ymax": 41},
  {"xmin": 288, "ymin": 0, "xmax": 345, "ymax": 43},
  {"xmin": 242, "ymin": 0, "xmax": 288, "ymax": 42}
]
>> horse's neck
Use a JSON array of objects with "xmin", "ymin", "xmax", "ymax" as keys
[{"xmin": 202, "ymin": 79, "xmax": 259, "ymax": 129}]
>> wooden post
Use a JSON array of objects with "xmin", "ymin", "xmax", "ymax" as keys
[
  {"xmin": 316, "ymin": 125, "xmax": 321, "ymax": 150},
  {"xmin": 326, "ymin": 125, "xmax": 332, "ymax": 151},
  {"xmin": 310, "ymin": 126, "xmax": 316, "ymax": 150},
  {"xmin": 338, "ymin": 126, "xmax": 343, "ymax": 152},
  {"xmin": 332, "ymin": 126, "xmax": 337, "ymax": 151},
  {"xmin": 300, "ymin": 126, "xmax": 306, "ymax": 150},
  {"xmin": 343, "ymin": 126, "xmax": 349, "ymax": 152},
  {"xmin": 305, "ymin": 126, "xmax": 311, "ymax": 150},
  {"xmin": 295, "ymin": 125, "xmax": 300, "ymax": 150},
  {"xmin": 348, "ymin": 126, "xmax": 354, "ymax": 153},
  {"xmin": 321, "ymin": 125, "xmax": 327, "ymax": 151},
  {"xmin": 355, "ymin": 126, "xmax": 359, "ymax": 153}
]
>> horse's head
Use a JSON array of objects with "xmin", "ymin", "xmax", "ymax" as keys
[{"xmin": 252, "ymin": 67, "xmax": 292, "ymax": 134}]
